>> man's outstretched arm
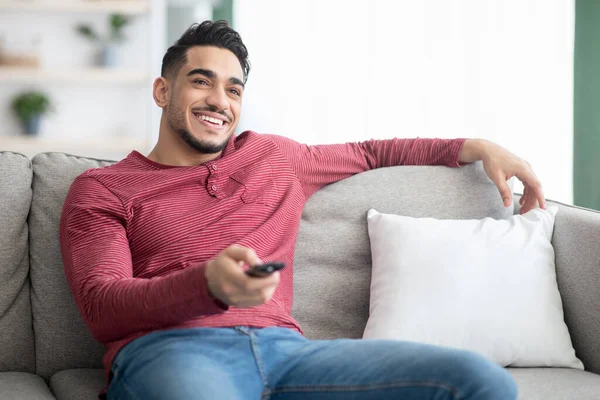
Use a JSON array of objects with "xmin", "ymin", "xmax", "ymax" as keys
[{"xmin": 60, "ymin": 175, "xmax": 228, "ymax": 344}]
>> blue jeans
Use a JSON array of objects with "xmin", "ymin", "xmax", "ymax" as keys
[{"xmin": 107, "ymin": 326, "xmax": 517, "ymax": 400}]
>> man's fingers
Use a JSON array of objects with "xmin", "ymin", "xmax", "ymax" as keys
[
  {"xmin": 516, "ymin": 168, "xmax": 546, "ymax": 211},
  {"xmin": 236, "ymin": 271, "xmax": 280, "ymax": 306},
  {"xmin": 526, "ymin": 194, "xmax": 538, "ymax": 214},
  {"xmin": 520, "ymin": 196, "xmax": 532, "ymax": 214},
  {"xmin": 520, "ymin": 185, "xmax": 532, "ymax": 214},
  {"xmin": 531, "ymin": 183, "xmax": 546, "ymax": 209},
  {"xmin": 517, "ymin": 170, "xmax": 542, "ymax": 194},
  {"xmin": 519, "ymin": 187, "xmax": 528, "ymax": 206},
  {"xmin": 521, "ymin": 184, "xmax": 543, "ymax": 214},
  {"xmin": 207, "ymin": 245, "xmax": 280, "ymax": 308},
  {"xmin": 245, "ymin": 271, "xmax": 280, "ymax": 291},
  {"xmin": 522, "ymin": 177, "xmax": 545, "ymax": 210},
  {"xmin": 223, "ymin": 245, "xmax": 262, "ymax": 267},
  {"xmin": 493, "ymin": 175, "xmax": 512, "ymax": 207}
]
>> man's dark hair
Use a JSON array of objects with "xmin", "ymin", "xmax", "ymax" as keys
[{"xmin": 161, "ymin": 20, "xmax": 250, "ymax": 83}]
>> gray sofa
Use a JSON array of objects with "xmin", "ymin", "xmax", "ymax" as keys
[{"xmin": 1, "ymin": 150, "xmax": 600, "ymax": 400}]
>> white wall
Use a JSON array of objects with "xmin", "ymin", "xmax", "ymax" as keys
[
  {"xmin": 234, "ymin": 0, "xmax": 574, "ymax": 204},
  {"xmin": 0, "ymin": 11, "xmax": 150, "ymax": 138},
  {"xmin": 166, "ymin": 1, "xmax": 212, "ymax": 46},
  {"xmin": 0, "ymin": 1, "xmax": 171, "ymax": 160}
]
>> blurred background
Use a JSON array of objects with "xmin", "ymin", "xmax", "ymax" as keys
[{"xmin": 0, "ymin": 0, "xmax": 598, "ymax": 210}]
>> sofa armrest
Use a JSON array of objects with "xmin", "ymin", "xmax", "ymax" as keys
[
  {"xmin": 553, "ymin": 202, "xmax": 600, "ymax": 374},
  {"xmin": 514, "ymin": 195, "xmax": 600, "ymax": 374}
]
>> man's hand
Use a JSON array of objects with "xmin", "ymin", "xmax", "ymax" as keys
[
  {"xmin": 459, "ymin": 139, "xmax": 546, "ymax": 214},
  {"xmin": 204, "ymin": 245, "xmax": 280, "ymax": 307}
]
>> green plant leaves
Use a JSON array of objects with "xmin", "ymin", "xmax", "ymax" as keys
[{"xmin": 11, "ymin": 91, "xmax": 53, "ymax": 122}]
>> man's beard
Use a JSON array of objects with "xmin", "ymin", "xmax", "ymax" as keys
[
  {"xmin": 176, "ymin": 127, "xmax": 232, "ymax": 154},
  {"xmin": 167, "ymin": 104, "xmax": 233, "ymax": 154}
]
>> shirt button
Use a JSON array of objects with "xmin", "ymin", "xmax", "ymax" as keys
[
  {"xmin": 211, "ymin": 185, "xmax": 217, "ymax": 191},
  {"xmin": 211, "ymin": 165, "xmax": 218, "ymax": 170}
]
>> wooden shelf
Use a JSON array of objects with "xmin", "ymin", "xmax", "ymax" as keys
[
  {"xmin": 0, "ymin": 66, "xmax": 151, "ymax": 85},
  {"xmin": 0, "ymin": 0, "xmax": 149, "ymax": 14},
  {"xmin": 1, "ymin": 135, "xmax": 150, "ymax": 158}
]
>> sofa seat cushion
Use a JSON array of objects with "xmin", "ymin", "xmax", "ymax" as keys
[
  {"xmin": 50, "ymin": 368, "xmax": 105, "ymax": 400},
  {"xmin": 509, "ymin": 368, "xmax": 600, "ymax": 399},
  {"xmin": 0, "ymin": 372, "xmax": 55, "ymax": 399},
  {"xmin": 47, "ymin": 367, "xmax": 600, "ymax": 399}
]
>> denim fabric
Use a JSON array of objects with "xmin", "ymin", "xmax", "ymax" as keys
[{"xmin": 107, "ymin": 326, "xmax": 516, "ymax": 400}]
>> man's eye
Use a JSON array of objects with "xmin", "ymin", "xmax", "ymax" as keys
[
  {"xmin": 229, "ymin": 88, "xmax": 241, "ymax": 96},
  {"xmin": 194, "ymin": 79, "xmax": 208, "ymax": 85}
]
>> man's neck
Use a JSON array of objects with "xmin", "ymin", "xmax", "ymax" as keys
[
  {"xmin": 147, "ymin": 119, "xmax": 225, "ymax": 166},
  {"xmin": 147, "ymin": 141, "xmax": 223, "ymax": 167}
]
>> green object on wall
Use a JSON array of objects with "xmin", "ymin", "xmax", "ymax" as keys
[
  {"xmin": 212, "ymin": 0, "xmax": 233, "ymax": 25},
  {"xmin": 574, "ymin": 0, "xmax": 600, "ymax": 210}
]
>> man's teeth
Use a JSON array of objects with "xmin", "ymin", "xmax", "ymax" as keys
[{"xmin": 198, "ymin": 114, "xmax": 224, "ymax": 126}]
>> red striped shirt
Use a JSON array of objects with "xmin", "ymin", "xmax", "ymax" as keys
[{"xmin": 59, "ymin": 131, "xmax": 465, "ymax": 384}]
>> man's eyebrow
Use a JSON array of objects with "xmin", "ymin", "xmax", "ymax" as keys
[
  {"xmin": 187, "ymin": 68, "xmax": 245, "ymax": 89},
  {"xmin": 187, "ymin": 68, "xmax": 216, "ymax": 79},
  {"xmin": 229, "ymin": 77, "xmax": 245, "ymax": 89}
]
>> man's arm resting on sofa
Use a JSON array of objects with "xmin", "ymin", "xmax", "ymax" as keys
[
  {"xmin": 267, "ymin": 134, "xmax": 545, "ymax": 213},
  {"xmin": 266, "ymin": 134, "xmax": 466, "ymax": 198}
]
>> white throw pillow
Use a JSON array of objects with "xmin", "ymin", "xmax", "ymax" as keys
[{"xmin": 364, "ymin": 207, "xmax": 583, "ymax": 369}]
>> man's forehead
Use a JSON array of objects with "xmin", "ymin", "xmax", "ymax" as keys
[{"xmin": 184, "ymin": 46, "xmax": 243, "ymax": 78}]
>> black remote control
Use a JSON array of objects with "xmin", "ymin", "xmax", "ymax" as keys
[{"xmin": 245, "ymin": 262, "xmax": 286, "ymax": 277}]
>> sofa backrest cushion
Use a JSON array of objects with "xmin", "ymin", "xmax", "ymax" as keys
[
  {"xmin": 292, "ymin": 162, "xmax": 513, "ymax": 340},
  {"xmin": 0, "ymin": 152, "xmax": 36, "ymax": 373},
  {"xmin": 29, "ymin": 153, "xmax": 113, "ymax": 379}
]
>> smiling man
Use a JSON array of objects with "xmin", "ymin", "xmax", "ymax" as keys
[
  {"xmin": 152, "ymin": 45, "xmax": 243, "ymax": 162},
  {"xmin": 60, "ymin": 21, "xmax": 545, "ymax": 400}
]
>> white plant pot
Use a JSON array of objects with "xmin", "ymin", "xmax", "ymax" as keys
[{"xmin": 99, "ymin": 43, "xmax": 119, "ymax": 67}]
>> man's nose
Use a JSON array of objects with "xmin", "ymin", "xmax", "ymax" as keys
[{"xmin": 206, "ymin": 87, "xmax": 229, "ymax": 112}]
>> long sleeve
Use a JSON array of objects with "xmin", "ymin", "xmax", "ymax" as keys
[
  {"xmin": 59, "ymin": 175, "xmax": 227, "ymax": 344},
  {"xmin": 266, "ymin": 135, "xmax": 466, "ymax": 198}
]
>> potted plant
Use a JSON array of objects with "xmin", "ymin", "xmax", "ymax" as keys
[
  {"xmin": 11, "ymin": 91, "xmax": 53, "ymax": 135},
  {"xmin": 76, "ymin": 14, "xmax": 130, "ymax": 67}
]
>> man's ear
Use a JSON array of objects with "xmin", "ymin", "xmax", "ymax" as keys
[{"xmin": 153, "ymin": 77, "xmax": 170, "ymax": 108}]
